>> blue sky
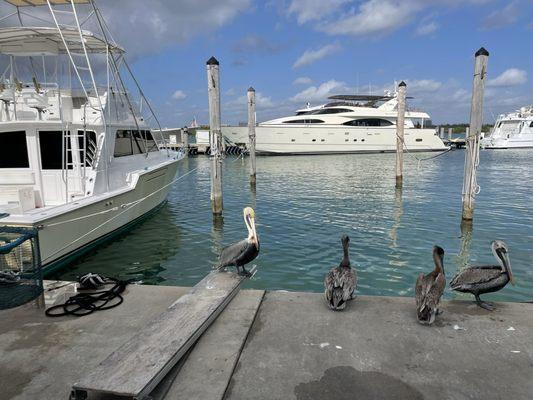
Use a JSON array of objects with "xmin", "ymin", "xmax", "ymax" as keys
[{"xmin": 2, "ymin": 0, "xmax": 533, "ymax": 126}]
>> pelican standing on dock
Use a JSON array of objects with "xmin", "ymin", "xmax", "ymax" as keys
[
  {"xmin": 216, "ymin": 207, "xmax": 259, "ymax": 276},
  {"xmin": 415, "ymin": 246, "xmax": 446, "ymax": 325},
  {"xmin": 324, "ymin": 235, "xmax": 357, "ymax": 311},
  {"xmin": 450, "ymin": 240, "xmax": 514, "ymax": 311}
]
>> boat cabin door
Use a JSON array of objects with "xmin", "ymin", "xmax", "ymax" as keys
[{"xmin": 38, "ymin": 129, "xmax": 84, "ymax": 206}]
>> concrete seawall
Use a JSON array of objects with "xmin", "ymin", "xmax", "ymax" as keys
[{"xmin": 1, "ymin": 283, "xmax": 531, "ymax": 399}]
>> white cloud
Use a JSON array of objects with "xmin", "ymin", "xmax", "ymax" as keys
[
  {"xmin": 228, "ymin": 92, "xmax": 275, "ymax": 110},
  {"xmin": 415, "ymin": 21, "xmax": 438, "ymax": 36},
  {"xmin": 293, "ymin": 77, "xmax": 313, "ymax": 85},
  {"xmin": 0, "ymin": 0, "xmax": 251, "ymax": 60},
  {"xmin": 287, "ymin": 0, "xmax": 350, "ymax": 24},
  {"xmin": 488, "ymin": 69, "xmax": 527, "ymax": 87},
  {"xmin": 290, "ymin": 80, "xmax": 348, "ymax": 102},
  {"xmin": 482, "ymin": 1, "xmax": 520, "ymax": 30},
  {"xmin": 318, "ymin": 0, "xmax": 420, "ymax": 37},
  {"xmin": 171, "ymin": 90, "xmax": 186, "ymax": 100},
  {"xmin": 293, "ymin": 43, "xmax": 342, "ymax": 68},
  {"xmin": 406, "ymin": 79, "xmax": 442, "ymax": 93}
]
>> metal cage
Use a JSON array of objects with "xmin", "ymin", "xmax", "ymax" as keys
[{"xmin": 0, "ymin": 226, "xmax": 43, "ymax": 310}]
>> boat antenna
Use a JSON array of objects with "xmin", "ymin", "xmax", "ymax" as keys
[{"xmin": 89, "ymin": 1, "xmax": 169, "ymax": 154}]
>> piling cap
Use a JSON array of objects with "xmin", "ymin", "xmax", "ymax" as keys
[
  {"xmin": 206, "ymin": 56, "xmax": 219, "ymax": 66},
  {"xmin": 475, "ymin": 47, "xmax": 489, "ymax": 57},
  {"xmin": 248, "ymin": 86, "xmax": 255, "ymax": 92},
  {"xmin": 399, "ymin": 81, "xmax": 407, "ymax": 87}
]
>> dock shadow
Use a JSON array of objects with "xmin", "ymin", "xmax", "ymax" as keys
[{"xmin": 294, "ymin": 366, "xmax": 423, "ymax": 400}]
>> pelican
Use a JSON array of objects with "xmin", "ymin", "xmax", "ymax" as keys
[
  {"xmin": 415, "ymin": 246, "xmax": 446, "ymax": 325},
  {"xmin": 216, "ymin": 207, "xmax": 259, "ymax": 276},
  {"xmin": 324, "ymin": 235, "xmax": 357, "ymax": 311},
  {"xmin": 450, "ymin": 240, "xmax": 514, "ymax": 311}
]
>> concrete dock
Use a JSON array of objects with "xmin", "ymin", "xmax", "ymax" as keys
[{"xmin": 1, "ymin": 283, "xmax": 532, "ymax": 400}]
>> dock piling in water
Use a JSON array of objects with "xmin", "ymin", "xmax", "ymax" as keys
[
  {"xmin": 395, "ymin": 81, "xmax": 406, "ymax": 189},
  {"xmin": 207, "ymin": 56, "xmax": 223, "ymax": 215},
  {"xmin": 247, "ymin": 87, "xmax": 257, "ymax": 187},
  {"xmin": 181, "ymin": 126, "xmax": 189, "ymax": 155},
  {"xmin": 462, "ymin": 47, "xmax": 489, "ymax": 221}
]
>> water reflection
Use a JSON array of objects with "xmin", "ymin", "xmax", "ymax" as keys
[{"xmin": 389, "ymin": 188, "xmax": 403, "ymax": 249}]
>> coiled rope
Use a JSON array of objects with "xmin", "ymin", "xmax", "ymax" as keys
[{"xmin": 45, "ymin": 275, "xmax": 128, "ymax": 317}]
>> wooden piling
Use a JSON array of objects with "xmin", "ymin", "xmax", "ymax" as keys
[
  {"xmin": 462, "ymin": 47, "xmax": 489, "ymax": 221},
  {"xmin": 440, "ymin": 126, "xmax": 445, "ymax": 139},
  {"xmin": 247, "ymin": 87, "xmax": 257, "ymax": 186},
  {"xmin": 395, "ymin": 81, "xmax": 406, "ymax": 189},
  {"xmin": 207, "ymin": 56, "xmax": 223, "ymax": 215},
  {"xmin": 448, "ymin": 127, "xmax": 453, "ymax": 140},
  {"xmin": 181, "ymin": 127, "xmax": 189, "ymax": 154}
]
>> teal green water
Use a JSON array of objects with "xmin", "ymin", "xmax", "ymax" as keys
[{"xmin": 54, "ymin": 150, "xmax": 533, "ymax": 302}]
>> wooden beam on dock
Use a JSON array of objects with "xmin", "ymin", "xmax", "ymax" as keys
[{"xmin": 71, "ymin": 269, "xmax": 252, "ymax": 400}]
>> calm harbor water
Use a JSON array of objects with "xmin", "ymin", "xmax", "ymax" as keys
[{"xmin": 55, "ymin": 149, "xmax": 533, "ymax": 302}]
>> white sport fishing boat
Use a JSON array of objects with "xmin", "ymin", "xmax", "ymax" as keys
[
  {"xmin": 222, "ymin": 92, "xmax": 447, "ymax": 154},
  {"xmin": 0, "ymin": 0, "xmax": 183, "ymax": 274},
  {"xmin": 481, "ymin": 106, "xmax": 533, "ymax": 149}
]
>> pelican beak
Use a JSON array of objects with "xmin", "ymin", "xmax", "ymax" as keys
[
  {"xmin": 505, "ymin": 254, "xmax": 515, "ymax": 286},
  {"xmin": 250, "ymin": 215, "xmax": 258, "ymax": 247}
]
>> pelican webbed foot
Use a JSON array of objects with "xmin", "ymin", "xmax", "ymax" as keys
[
  {"xmin": 475, "ymin": 295, "xmax": 494, "ymax": 311},
  {"xmin": 237, "ymin": 266, "xmax": 253, "ymax": 278}
]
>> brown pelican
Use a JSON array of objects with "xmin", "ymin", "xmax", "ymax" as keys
[
  {"xmin": 415, "ymin": 246, "xmax": 446, "ymax": 325},
  {"xmin": 450, "ymin": 240, "xmax": 514, "ymax": 311},
  {"xmin": 324, "ymin": 235, "xmax": 357, "ymax": 311},
  {"xmin": 216, "ymin": 207, "xmax": 259, "ymax": 276}
]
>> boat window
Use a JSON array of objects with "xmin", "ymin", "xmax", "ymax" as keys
[
  {"xmin": 39, "ymin": 131, "xmax": 74, "ymax": 169},
  {"xmin": 343, "ymin": 118, "xmax": 393, "ymax": 127},
  {"xmin": 310, "ymin": 108, "xmax": 352, "ymax": 115},
  {"xmin": 530, "ymin": 121, "xmax": 533, "ymax": 127},
  {"xmin": 132, "ymin": 130, "xmax": 147, "ymax": 154},
  {"xmin": 77, "ymin": 130, "xmax": 97, "ymax": 166},
  {"xmin": 144, "ymin": 131, "xmax": 158, "ymax": 152},
  {"xmin": 114, "ymin": 129, "xmax": 156, "ymax": 157},
  {"xmin": 1, "ymin": 131, "xmax": 29, "ymax": 168},
  {"xmin": 416, "ymin": 138, "xmax": 423, "ymax": 142},
  {"xmin": 283, "ymin": 119, "xmax": 325, "ymax": 124},
  {"xmin": 114, "ymin": 130, "xmax": 134, "ymax": 157}
]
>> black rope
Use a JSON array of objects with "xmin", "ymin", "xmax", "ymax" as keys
[{"xmin": 45, "ymin": 277, "xmax": 129, "ymax": 317}]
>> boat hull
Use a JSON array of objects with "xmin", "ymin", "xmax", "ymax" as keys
[
  {"xmin": 1, "ymin": 159, "xmax": 180, "ymax": 275},
  {"xmin": 222, "ymin": 125, "xmax": 447, "ymax": 154}
]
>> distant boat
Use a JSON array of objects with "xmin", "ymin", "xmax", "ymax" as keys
[
  {"xmin": 482, "ymin": 106, "xmax": 533, "ymax": 149},
  {"xmin": 222, "ymin": 92, "xmax": 447, "ymax": 155},
  {"xmin": 0, "ymin": 0, "xmax": 183, "ymax": 274}
]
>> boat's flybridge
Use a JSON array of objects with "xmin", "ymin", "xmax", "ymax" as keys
[
  {"xmin": 0, "ymin": 0, "xmax": 179, "ymax": 229},
  {"xmin": 265, "ymin": 94, "xmax": 430, "ymax": 129}
]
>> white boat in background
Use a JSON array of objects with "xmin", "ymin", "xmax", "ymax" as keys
[
  {"xmin": 0, "ymin": 0, "xmax": 183, "ymax": 274},
  {"xmin": 481, "ymin": 106, "xmax": 533, "ymax": 149},
  {"xmin": 222, "ymin": 92, "xmax": 447, "ymax": 154}
]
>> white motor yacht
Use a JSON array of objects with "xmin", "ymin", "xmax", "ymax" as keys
[
  {"xmin": 222, "ymin": 93, "xmax": 447, "ymax": 154},
  {"xmin": 481, "ymin": 106, "xmax": 533, "ymax": 149},
  {"xmin": 0, "ymin": 0, "xmax": 183, "ymax": 274}
]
